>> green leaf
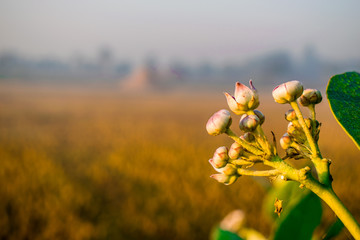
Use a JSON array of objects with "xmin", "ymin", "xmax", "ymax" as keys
[
  {"xmin": 326, "ymin": 72, "xmax": 360, "ymax": 150},
  {"xmin": 263, "ymin": 181, "xmax": 305, "ymax": 221},
  {"xmin": 210, "ymin": 226, "xmax": 244, "ymax": 240},
  {"xmin": 262, "ymin": 181, "xmax": 322, "ymax": 240},
  {"xmin": 273, "ymin": 191, "xmax": 322, "ymax": 240}
]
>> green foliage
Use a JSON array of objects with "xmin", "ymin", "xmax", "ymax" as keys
[
  {"xmin": 263, "ymin": 181, "xmax": 322, "ymax": 240},
  {"xmin": 210, "ymin": 226, "xmax": 244, "ymax": 240},
  {"xmin": 322, "ymin": 218, "xmax": 344, "ymax": 240},
  {"xmin": 327, "ymin": 72, "xmax": 360, "ymax": 150}
]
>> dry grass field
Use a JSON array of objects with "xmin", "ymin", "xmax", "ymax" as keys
[{"xmin": 0, "ymin": 82, "xmax": 359, "ymax": 239}]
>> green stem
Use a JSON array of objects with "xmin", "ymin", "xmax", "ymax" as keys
[
  {"xmin": 308, "ymin": 104, "xmax": 316, "ymax": 120},
  {"xmin": 308, "ymin": 104, "xmax": 317, "ymax": 138},
  {"xmin": 290, "ymin": 101, "xmax": 332, "ymax": 186},
  {"xmin": 237, "ymin": 168, "xmax": 279, "ymax": 177},
  {"xmin": 290, "ymin": 101, "xmax": 318, "ymax": 157},
  {"xmin": 225, "ymin": 128, "xmax": 264, "ymax": 156},
  {"xmin": 244, "ymin": 155, "xmax": 359, "ymax": 239},
  {"xmin": 302, "ymin": 176, "xmax": 360, "ymax": 239},
  {"xmin": 264, "ymin": 155, "xmax": 300, "ymax": 181}
]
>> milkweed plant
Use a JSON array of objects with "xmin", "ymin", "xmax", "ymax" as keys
[{"xmin": 206, "ymin": 72, "xmax": 360, "ymax": 239}]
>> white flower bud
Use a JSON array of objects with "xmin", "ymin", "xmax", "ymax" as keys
[
  {"xmin": 300, "ymin": 89, "xmax": 322, "ymax": 106},
  {"xmin": 211, "ymin": 146, "xmax": 229, "ymax": 168},
  {"xmin": 285, "ymin": 109, "xmax": 297, "ymax": 122},
  {"xmin": 239, "ymin": 114, "xmax": 260, "ymax": 132},
  {"xmin": 206, "ymin": 109, "xmax": 232, "ymax": 136},
  {"xmin": 224, "ymin": 80, "xmax": 259, "ymax": 115},
  {"xmin": 228, "ymin": 142, "xmax": 244, "ymax": 159},
  {"xmin": 272, "ymin": 80, "xmax": 303, "ymax": 104},
  {"xmin": 280, "ymin": 133, "xmax": 292, "ymax": 149},
  {"xmin": 221, "ymin": 163, "xmax": 237, "ymax": 176},
  {"xmin": 210, "ymin": 173, "xmax": 238, "ymax": 185},
  {"xmin": 253, "ymin": 110, "xmax": 265, "ymax": 125}
]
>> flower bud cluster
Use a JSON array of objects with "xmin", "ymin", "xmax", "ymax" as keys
[
  {"xmin": 209, "ymin": 146, "xmax": 240, "ymax": 185},
  {"xmin": 209, "ymin": 140, "xmax": 261, "ymax": 185},
  {"xmin": 281, "ymin": 108, "xmax": 321, "ymax": 159},
  {"xmin": 206, "ymin": 80, "xmax": 271, "ymax": 158}
]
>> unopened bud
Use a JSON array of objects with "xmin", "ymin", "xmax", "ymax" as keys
[
  {"xmin": 253, "ymin": 110, "xmax": 265, "ymax": 125},
  {"xmin": 224, "ymin": 80, "xmax": 259, "ymax": 115},
  {"xmin": 287, "ymin": 122, "xmax": 306, "ymax": 143},
  {"xmin": 280, "ymin": 133, "xmax": 292, "ymax": 150},
  {"xmin": 285, "ymin": 109, "xmax": 297, "ymax": 122},
  {"xmin": 272, "ymin": 80, "xmax": 303, "ymax": 104},
  {"xmin": 228, "ymin": 142, "xmax": 244, "ymax": 159},
  {"xmin": 239, "ymin": 114, "xmax": 260, "ymax": 132},
  {"xmin": 206, "ymin": 109, "xmax": 232, "ymax": 136},
  {"xmin": 210, "ymin": 173, "xmax": 238, "ymax": 185},
  {"xmin": 212, "ymin": 146, "xmax": 229, "ymax": 168},
  {"xmin": 221, "ymin": 163, "xmax": 237, "ymax": 176},
  {"xmin": 299, "ymin": 89, "xmax": 322, "ymax": 106},
  {"xmin": 241, "ymin": 132, "xmax": 255, "ymax": 142},
  {"xmin": 287, "ymin": 122, "xmax": 299, "ymax": 136}
]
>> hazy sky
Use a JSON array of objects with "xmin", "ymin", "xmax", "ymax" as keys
[{"xmin": 1, "ymin": 0, "xmax": 360, "ymax": 63}]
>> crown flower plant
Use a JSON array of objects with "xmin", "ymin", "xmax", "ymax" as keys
[{"xmin": 205, "ymin": 78, "xmax": 360, "ymax": 239}]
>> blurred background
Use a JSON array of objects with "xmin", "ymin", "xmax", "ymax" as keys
[{"xmin": 0, "ymin": 0, "xmax": 359, "ymax": 239}]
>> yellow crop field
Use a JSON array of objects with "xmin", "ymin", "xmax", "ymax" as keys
[{"xmin": 0, "ymin": 83, "xmax": 359, "ymax": 239}]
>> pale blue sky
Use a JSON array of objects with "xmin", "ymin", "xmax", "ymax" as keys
[{"xmin": 1, "ymin": 0, "xmax": 359, "ymax": 63}]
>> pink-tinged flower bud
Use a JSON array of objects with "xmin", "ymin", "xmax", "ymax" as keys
[
  {"xmin": 206, "ymin": 109, "xmax": 232, "ymax": 136},
  {"xmin": 253, "ymin": 110, "xmax": 265, "ymax": 125},
  {"xmin": 209, "ymin": 159, "xmax": 237, "ymax": 175},
  {"xmin": 224, "ymin": 80, "xmax": 259, "ymax": 115},
  {"xmin": 272, "ymin": 80, "xmax": 303, "ymax": 104},
  {"xmin": 280, "ymin": 133, "xmax": 292, "ymax": 149},
  {"xmin": 221, "ymin": 163, "xmax": 237, "ymax": 176},
  {"xmin": 211, "ymin": 146, "xmax": 229, "ymax": 168},
  {"xmin": 210, "ymin": 173, "xmax": 238, "ymax": 185},
  {"xmin": 241, "ymin": 132, "xmax": 255, "ymax": 142},
  {"xmin": 239, "ymin": 114, "xmax": 260, "ymax": 132},
  {"xmin": 228, "ymin": 142, "xmax": 244, "ymax": 159},
  {"xmin": 285, "ymin": 109, "xmax": 297, "ymax": 122},
  {"xmin": 299, "ymin": 89, "xmax": 322, "ymax": 106}
]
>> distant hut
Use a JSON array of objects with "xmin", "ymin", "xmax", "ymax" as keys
[{"xmin": 120, "ymin": 65, "xmax": 160, "ymax": 90}]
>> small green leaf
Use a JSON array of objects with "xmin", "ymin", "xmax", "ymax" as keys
[
  {"xmin": 210, "ymin": 226, "xmax": 244, "ymax": 240},
  {"xmin": 273, "ymin": 191, "xmax": 322, "ymax": 240},
  {"xmin": 326, "ymin": 72, "xmax": 360, "ymax": 150},
  {"xmin": 263, "ymin": 181, "xmax": 304, "ymax": 221},
  {"xmin": 263, "ymin": 181, "xmax": 322, "ymax": 240}
]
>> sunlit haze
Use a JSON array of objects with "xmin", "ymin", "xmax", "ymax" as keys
[{"xmin": 1, "ymin": 0, "xmax": 360, "ymax": 64}]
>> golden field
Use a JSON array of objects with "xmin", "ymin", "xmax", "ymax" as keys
[{"xmin": 0, "ymin": 82, "xmax": 359, "ymax": 239}]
